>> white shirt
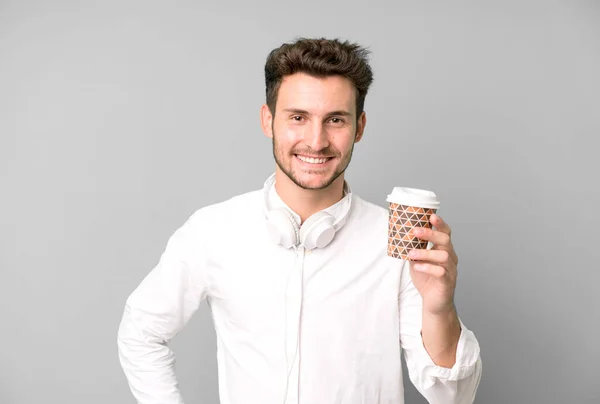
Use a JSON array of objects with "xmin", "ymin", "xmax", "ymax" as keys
[{"xmin": 117, "ymin": 176, "xmax": 482, "ymax": 404}]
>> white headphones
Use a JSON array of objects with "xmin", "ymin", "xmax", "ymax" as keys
[{"xmin": 263, "ymin": 174, "xmax": 352, "ymax": 250}]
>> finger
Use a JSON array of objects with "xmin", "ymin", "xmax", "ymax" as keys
[
  {"xmin": 411, "ymin": 262, "xmax": 446, "ymax": 278},
  {"xmin": 428, "ymin": 215, "xmax": 459, "ymax": 263},
  {"xmin": 430, "ymin": 214, "xmax": 451, "ymax": 237},
  {"xmin": 411, "ymin": 227, "xmax": 451, "ymax": 247},
  {"xmin": 410, "ymin": 227, "xmax": 459, "ymax": 264},
  {"xmin": 408, "ymin": 248, "xmax": 452, "ymax": 266}
]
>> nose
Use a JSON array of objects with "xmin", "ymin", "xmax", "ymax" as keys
[{"xmin": 304, "ymin": 121, "xmax": 329, "ymax": 151}]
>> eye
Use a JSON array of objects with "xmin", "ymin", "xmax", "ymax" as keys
[
  {"xmin": 328, "ymin": 117, "xmax": 345, "ymax": 124},
  {"xmin": 291, "ymin": 115, "xmax": 304, "ymax": 122}
]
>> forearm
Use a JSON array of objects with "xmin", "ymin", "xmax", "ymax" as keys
[
  {"xmin": 421, "ymin": 305, "xmax": 461, "ymax": 368},
  {"xmin": 117, "ymin": 306, "xmax": 185, "ymax": 404},
  {"xmin": 399, "ymin": 261, "xmax": 482, "ymax": 403}
]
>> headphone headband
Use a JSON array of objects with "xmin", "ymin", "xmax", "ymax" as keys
[{"xmin": 262, "ymin": 173, "xmax": 353, "ymax": 248}]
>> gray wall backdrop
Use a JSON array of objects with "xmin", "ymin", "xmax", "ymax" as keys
[{"xmin": 1, "ymin": 1, "xmax": 599, "ymax": 403}]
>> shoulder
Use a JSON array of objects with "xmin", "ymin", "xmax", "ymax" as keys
[
  {"xmin": 342, "ymin": 194, "xmax": 389, "ymax": 241},
  {"xmin": 184, "ymin": 188, "xmax": 263, "ymax": 233},
  {"xmin": 350, "ymin": 194, "xmax": 388, "ymax": 224}
]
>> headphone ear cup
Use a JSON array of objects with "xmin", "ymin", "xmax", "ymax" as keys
[
  {"xmin": 299, "ymin": 211, "xmax": 336, "ymax": 250},
  {"xmin": 266, "ymin": 208, "xmax": 300, "ymax": 249}
]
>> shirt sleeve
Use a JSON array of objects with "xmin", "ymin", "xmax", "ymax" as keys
[
  {"xmin": 398, "ymin": 260, "xmax": 482, "ymax": 404},
  {"xmin": 117, "ymin": 210, "xmax": 211, "ymax": 404}
]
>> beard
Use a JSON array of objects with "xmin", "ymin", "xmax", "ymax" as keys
[{"xmin": 271, "ymin": 127, "xmax": 356, "ymax": 191}]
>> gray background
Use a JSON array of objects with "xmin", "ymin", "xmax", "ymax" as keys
[{"xmin": 1, "ymin": 1, "xmax": 599, "ymax": 403}]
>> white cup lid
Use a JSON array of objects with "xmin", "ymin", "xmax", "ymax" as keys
[{"xmin": 386, "ymin": 187, "xmax": 440, "ymax": 210}]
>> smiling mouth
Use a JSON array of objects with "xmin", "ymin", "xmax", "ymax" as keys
[{"xmin": 295, "ymin": 154, "xmax": 334, "ymax": 164}]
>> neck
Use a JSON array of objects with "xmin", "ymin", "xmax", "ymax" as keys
[{"xmin": 274, "ymin": 169, "xmax": 345, "ymax": 223}]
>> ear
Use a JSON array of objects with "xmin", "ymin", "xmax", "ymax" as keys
[
  {"xmin": 354, "ymin": 111, "xmax": 367, "ymax": 143},
  {"xmin": 260, "ymin": 104, "xmax": 274, "ymax": 139}
]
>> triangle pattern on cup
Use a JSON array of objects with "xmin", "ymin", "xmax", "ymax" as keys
[{"xmin": 387, "ymin": 203, "xmax": 436, "ymax": 259}]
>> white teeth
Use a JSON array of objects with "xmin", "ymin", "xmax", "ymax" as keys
[{"xmin": 297, "ymin": 155, "xmax": 330, "ymax": 164}]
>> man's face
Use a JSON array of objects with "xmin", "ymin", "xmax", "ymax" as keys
[{"xmin": 262, "ymin": 72, "xmax": 366, "ymax": 190}]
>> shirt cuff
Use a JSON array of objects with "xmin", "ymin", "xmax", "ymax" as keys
[{"xmin": 413, "ymin": 318, "xmax": 481, "ymax": 385}]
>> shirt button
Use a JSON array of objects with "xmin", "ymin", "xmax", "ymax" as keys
[{"xmin": 305, "ymin": 249, "xmax": 312, "ymax": 255}]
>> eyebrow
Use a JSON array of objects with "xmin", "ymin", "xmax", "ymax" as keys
[{"xmin": 282, "ymin": 108, "xmax": 353, "ymax": 117}]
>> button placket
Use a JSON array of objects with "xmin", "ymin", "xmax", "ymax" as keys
[{"xmin": 284, "ymin": 246, "xmax": 305, "ymax": 404}]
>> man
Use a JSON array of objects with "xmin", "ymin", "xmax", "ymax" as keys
[{"xmin": 118, "ymin": 37, "xmax": 482, "ymax": 404}]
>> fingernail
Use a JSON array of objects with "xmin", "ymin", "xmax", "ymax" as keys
[{"xmin": 412, "ymin": 228, "xmax": 422, "ymax": 236}]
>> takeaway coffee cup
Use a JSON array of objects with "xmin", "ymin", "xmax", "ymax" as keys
[{"xmin": 386, "ymin": 187, "xmax": 440, "ymax": 260}]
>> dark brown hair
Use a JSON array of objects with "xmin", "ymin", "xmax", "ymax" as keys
[{"xmin": 264, "ymin": 37, "xmax": 374, "ymax": 118}]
